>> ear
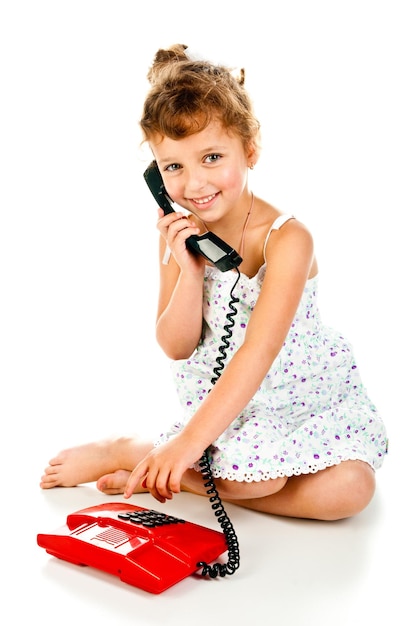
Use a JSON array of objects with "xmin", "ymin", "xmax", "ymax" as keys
[{"xmin": 247, "ymin": 140, "xmax": 260, "ymax": 169}]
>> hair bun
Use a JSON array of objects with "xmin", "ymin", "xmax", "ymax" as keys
[{"xmin": 147, "ymin": 43, "xmax": 188, "ymax": 84}]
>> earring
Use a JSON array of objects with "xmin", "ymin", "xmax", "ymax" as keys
[{"xmin": 249, "ymin": 163, "xmax": 254, "ymax": 170}]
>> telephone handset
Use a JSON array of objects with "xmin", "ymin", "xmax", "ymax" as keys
[
  {"xmin": 143, "ymin": 160, "xmax": 243, "ymax": 272},
  {"xmin": 143, "ymin": 160, "xmax": 241, "ymax": 580},
  {"xmin": 36, "ymin": 165, "xmax": 242, "ymax": 592}
]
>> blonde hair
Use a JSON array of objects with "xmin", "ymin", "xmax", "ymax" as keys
[{"xmin": 140, "ymin": 44, "xmax": 260, "ymax": 153}]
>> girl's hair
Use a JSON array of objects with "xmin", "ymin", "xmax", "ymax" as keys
[{"xmin": 140, "ymin": 43, "xmax": 260, "ymax": 151}]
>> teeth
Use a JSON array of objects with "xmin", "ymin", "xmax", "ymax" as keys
[{"xmin": 193, "ymin": 194, "xmax": 216, "ymax": 204}]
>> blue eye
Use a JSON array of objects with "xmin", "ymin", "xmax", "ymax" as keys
[
  {"xmin": 165, "ymin": 163, "xmax": 181, "ymax": 172},
  {"xmin": 205, "ymin": 154, "xmax": 222, "ymax": 163}
]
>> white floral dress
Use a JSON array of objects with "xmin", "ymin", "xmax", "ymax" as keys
[{"xmin": 156, "ymin": 215, "xmax": 388, "ymax": 481}]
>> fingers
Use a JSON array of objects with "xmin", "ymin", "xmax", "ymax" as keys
[
  {"xmin": 141, "ymin": 468, "xmax": 180, "ymax": 504},
  {"xmin": 124, "ymin": 462, "xmax": 182, "ymax": 504},
  {"xmin": 158, "ymin": 211, "xmax": 199, "ymax": 246},
  {"xmin": 124, "ymin": 465, "xmax": 145, "ymax": 500}
]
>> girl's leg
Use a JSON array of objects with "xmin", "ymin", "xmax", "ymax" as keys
[
  {"xmin": 230, "ymin": 460, "xmax": 376, "ymax": 521},
  {"xmin": 41, "ymin": 440, "xmax": 375, "ymax": 520},
  {"xmin": 39, "ymin": 437, "xmax": 153, "ymax": 489},
  {"xmin": 94, "ymin": 459, "xmax": 375, "ymax": 520}
]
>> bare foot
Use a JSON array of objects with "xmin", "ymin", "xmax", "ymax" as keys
[
  {"xmin": 40, "ymin": 437, "xmax": 153, "ymax": 489},
  {"xmin": 96, "ymin": 469, "xmax": 148, "ymax": 495}
]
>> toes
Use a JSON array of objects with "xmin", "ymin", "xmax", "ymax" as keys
[
  {"xmin": 99, "ymin": 487, "xmax": 124, "ymax": 495},
  {"xmin": 97, "ymin": 470, "xmax": 130, "ymax": 495},
  {"xmin": 40, "ymin": 478, "xmax": 58, "ymax": 489},
  {"xmin": 40, "ymin": 466, "xmax": 62, "ymax": 488},
  {"xmin": 97, "ymin": 474, "xmax": 120, "ymax": 494},
  {"xmin": 46, "ymin": 455, "xmax": 62, "ymax": 466},
  {"xmin": 43, "ymin": 465, "xmax": 58, "ymax": 476}
]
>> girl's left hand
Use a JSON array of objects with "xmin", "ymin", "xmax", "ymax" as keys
[{"xmin": 123, "ymin": 434, "xmax": 203, "ymax": 503}]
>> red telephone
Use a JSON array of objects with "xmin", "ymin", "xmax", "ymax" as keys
[{"xmin": 37, "ymin": 502, "xmax": 227, "ymax": 594}]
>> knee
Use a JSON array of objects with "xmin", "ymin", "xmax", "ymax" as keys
[
  {"xmin": 217, "ymin": 475, "xmax": 287, "ymax": 500},
  {"xmin": 323, "ymin": 461, "xmax": 376, "ymax": 521}
]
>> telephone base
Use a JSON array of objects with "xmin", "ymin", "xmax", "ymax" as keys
[{"xmin": 37, "ymin": 502, "xmax": 227, "ymax": 594}]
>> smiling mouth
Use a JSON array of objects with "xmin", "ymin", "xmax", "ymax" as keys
[{"xmin": 191, "ymin": 193, "xmax": 218, "ymax": 204}]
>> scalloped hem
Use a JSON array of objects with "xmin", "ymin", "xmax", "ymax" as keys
[{"xmin": 194, "ymin": 454, "xmax": 381, "ymax": 482}]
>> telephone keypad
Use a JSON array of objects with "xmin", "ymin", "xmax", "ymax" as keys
[
  {"xmin": 117, "ymin": 509, "xmax": 186, "ymax": 528},
  {"xmin": 37, "ymin": 503, "xmax": 226, "ymax": 593}
]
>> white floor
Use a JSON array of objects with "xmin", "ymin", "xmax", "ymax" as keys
[
  {"xmin": 6, "ymin": 345, "xmax": 417, "ymax": 626},
  {"xmin": 3, "ymin": 440, "xmax": 415, "ymax": 625},
  {"xmin": 2, "ymin": 2, "xmax": 418, "ymax": 624}
]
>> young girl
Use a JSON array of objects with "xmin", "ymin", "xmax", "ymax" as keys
[{"xmin": 40, "ymin": 44, "xmax": 388, "ymax": 521}]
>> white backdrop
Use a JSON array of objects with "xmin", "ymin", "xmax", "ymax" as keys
[
  {"xmin": 1, "ymin": 0, "xmax": 417, "ymax": 524},
  {"xmin": 1, "ymin": 2, "xmax": 418, "ymax": 624}
]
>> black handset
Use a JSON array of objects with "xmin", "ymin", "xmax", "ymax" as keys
[
  {"xmin": 143, "ymin": 161, "xmax": 243, "ymax": 272},
  {"xmin": 144, "ymin": 160, "xmax": 241, "ymax": 578}
]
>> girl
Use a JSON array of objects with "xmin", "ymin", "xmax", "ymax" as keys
[{"xmin": 40, "ymin": 44, "xmax": 388, "ymax": 521}]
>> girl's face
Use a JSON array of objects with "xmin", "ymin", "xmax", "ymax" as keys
[{"xmin": 150, "ymin": 121, "xmax": 254, "ymax": 225}]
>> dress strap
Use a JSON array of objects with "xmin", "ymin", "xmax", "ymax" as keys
[{"xmin": 263, "ymin": 214, "xmax": 295, "ymax": 261}]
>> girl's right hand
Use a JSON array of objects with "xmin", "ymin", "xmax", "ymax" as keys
[{"xmin": 157, "ymin": 208, "xmax": 205, "ymax": 273}]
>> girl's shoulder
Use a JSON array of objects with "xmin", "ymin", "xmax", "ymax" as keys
[
  {"xmin": 252, "ymin": 199, "xmax": 312, "ymax": 264},
  {"xmin": 267, "ymin": 213, "xmax": 296, "ymax": 233},
  {"xmin": 262, "ymin": 213, "xmax": 296, "ymax": 258},
  {"xmin": 264, "ymin": 204, "xmax": 312, "ymax": 236},
  {"xmin": 262, "ymin": 210, "xmax": 317, "ymax": 278}
]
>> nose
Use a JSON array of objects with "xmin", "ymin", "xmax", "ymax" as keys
[{"xmin": 183, "ymin": 167, "xmax": 207, "ymax": 195}]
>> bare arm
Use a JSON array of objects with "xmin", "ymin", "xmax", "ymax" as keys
[
  {"xmin": 155, "ymin": 210, "xmax": 206, "ymax": 359},
  {"xmin": 179, "ymin": 219, "xmax": 315, "ymax": 449},
  {"xmin": 127, "ymin": 218, "xmax": 314, "ymax": 502}
]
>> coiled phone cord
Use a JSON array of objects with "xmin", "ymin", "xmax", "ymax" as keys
[{"xmin": 197, "ymin": 268, "xmax": 241, "ymax": 578}]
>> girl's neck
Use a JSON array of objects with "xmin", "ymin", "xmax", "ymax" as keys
[
  {"xmin": 238, "ymin": 192, "xmax": 254, "ymax": 258},
  {"xmin": 201, "ymin": 192, "xmax": 257, "ymax": 275}
]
